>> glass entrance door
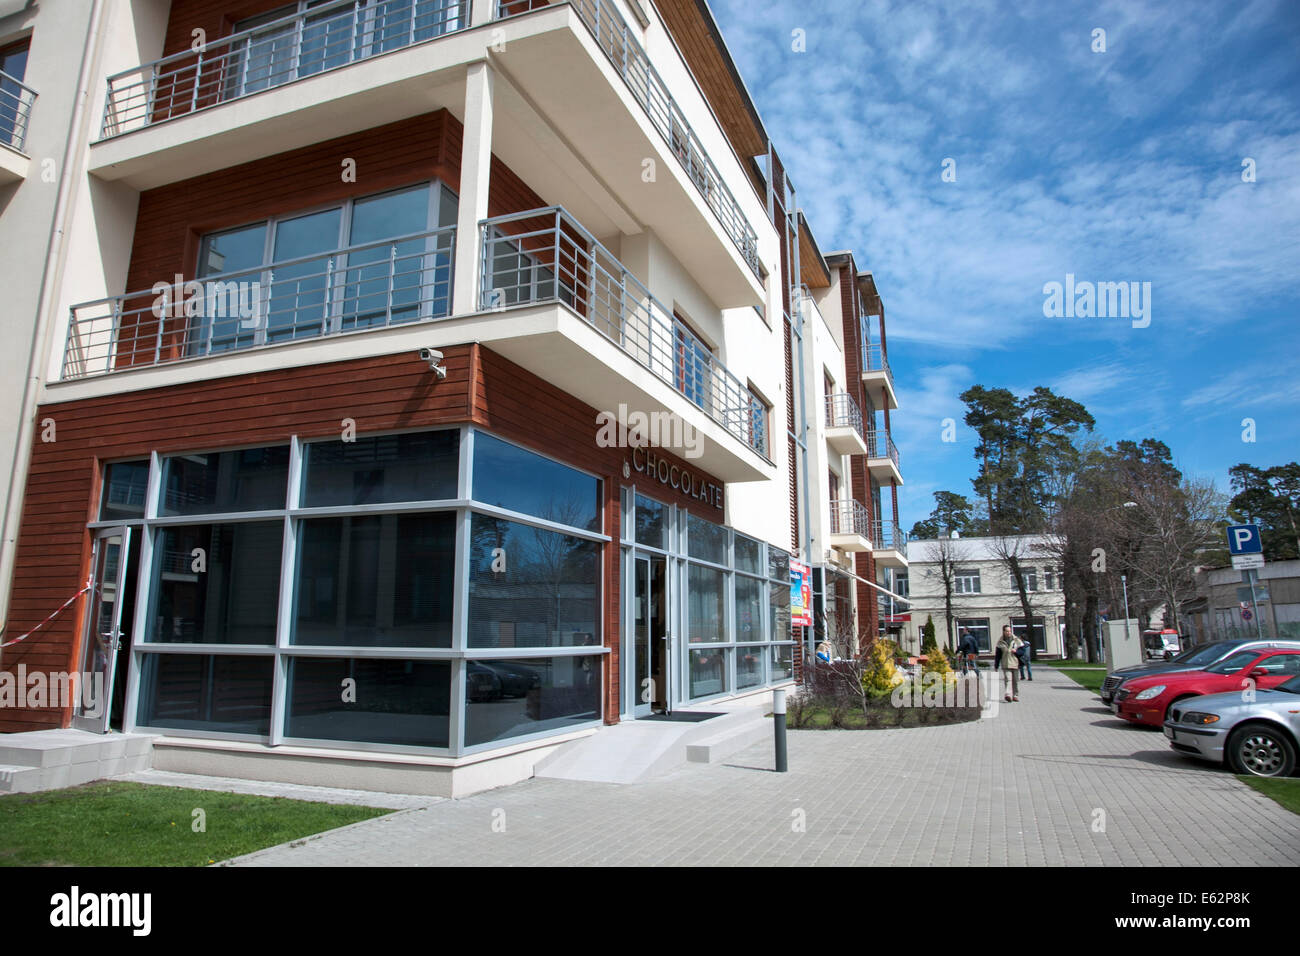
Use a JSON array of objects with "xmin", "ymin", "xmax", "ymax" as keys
[
  {"xmin": 633, "ymin": 554, "xmax": 669, "ymax": 716},
  {"xmin": 72, "ymin": 528, "xmax": 132, "ymax": 733}
]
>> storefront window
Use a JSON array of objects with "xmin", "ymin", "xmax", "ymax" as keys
[
  {"xmin": 293, "ymin": 513, "xmax": 455, "ymax": 647},
  {"xmin": 100, "ymin": 460, "xmax": 150, "ymax": 520},
  {"xmin": 687, "ymin": 513, "xmax": 726, "ymax": 565},
  {"xmin": 286, "ymin": 657, "xmax": 450, "ymax": 747},
  {"xmin": 735, "ymin": 574, "xmax": 762, "ymax": 643},
  {"xmin": 687, "ymin": 564, "xmax": 725, "ymax": 643},
  {"xmin": 160, "ymin": 446, "xmax": 289, "ymax": 515},
  {"xmin": 465, "ymin": 655, "xmax": 601, "ymax": 745},
  {"xmin": 148, "ymin": 522, "xmax": 282, "ymax": 644},
  {"xmin": 634, "ymin": 494, "xmax": 667, "ymax": 549},
  {"xmin": 302, "ymin": 430, "xmax": 458, "ymax": 506},
  {"xmin": 734, "ymin": 534, "xmax": 761, "ymax": 575},
  {"xmin": 467, "ymin": 514, "xmax": 600, "ymax": 648},
  {"xmin": 736, "ymin": 644, "xmax": 764, "ymax": 688},
  {"xmin": 472, "ymin": 433, "xmax": 601, "ymax": 532},
  {"xmin": 688, "ymin": 647, "xmax": 728, "ymax": 699},
  {"xmin": 138, "ymin": 654, "xmax": 273, "ymax": 734}
]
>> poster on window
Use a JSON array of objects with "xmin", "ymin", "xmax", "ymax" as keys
[{"xmin": 790, "ymin": 561, "xmax": 812, "ymax": 627}]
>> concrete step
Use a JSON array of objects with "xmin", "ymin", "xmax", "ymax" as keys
[
  {"xmin": 535, "ymin": 700, "xmax": 773, "ymax": 784},
  {"xmin": 0, "ymin": 730, "xmax": 154, "ymax": 793},
  {"xmin": 685, "ymin": 716, "xmax": 771, "ymax": 764}
]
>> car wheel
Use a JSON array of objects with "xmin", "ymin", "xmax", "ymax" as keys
[{"xmin": 1227, "ymin": 725, "xmax": 1298, "ymax": 778}]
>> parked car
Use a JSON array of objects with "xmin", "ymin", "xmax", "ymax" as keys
[
  {"xmin": 1142, "ymin": 628, "xmax": 1183, "ymax": 661},
  {"xmin": 1113, "ymin": 648, "xmax": 1300, "ymax": 727},
  {"xmin": 467, "ymin": 662, "xmax": 504, "ymax": 702},
  {"xmin": 479, "ymin": 661, "xmax": 542, "ymax": 698},
  {"xmin": 1164, "ymin": 675, "xmax": 1300, "ymax": 777},
  {"xmin": 1100, "ymin": 639, "xmax": 1300, "ymax": 704}
]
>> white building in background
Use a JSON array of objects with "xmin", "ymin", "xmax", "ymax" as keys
[{"xmin": 899, "ymin": 535, "xmax": 1066, "ymax": 658}]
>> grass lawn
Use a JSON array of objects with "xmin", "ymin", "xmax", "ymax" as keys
[
  {"xmin": 1238, "ymin": 776, "xmax": 1300, "ymax": 815},
  {"xmin": 0, "ymin": 781, "xmax": 390, "ymax": 866},
  {"xmin": 1049, "ymin": 665, "xmax": 1107, "ymax": 694}
]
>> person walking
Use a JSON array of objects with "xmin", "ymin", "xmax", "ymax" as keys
[
  {"xmin": 996, "ymin": 625, "xmax": 1025, "ymax": 702},
  {"xmin": 957, "ymin": 627, "xmax": 978, "ymax": 675},
  {"xmin": 1015, "ymin": 634, "xmax": 1033, "ymax": 681}
]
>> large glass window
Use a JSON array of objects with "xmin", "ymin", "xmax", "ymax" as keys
[
  {"xmin": 160, "ymin": 446, "xmax": 289, "ymax": 515},
  {"xmin": 958, "ymin": 617, "xmax": 992, "ymax": 653},
  {"xmin": 687, "ymin": 513, "xmax": 726, "ymax": 565},
  {"xmin": 464, "ymin": 655, "xmax": 601, "ymax": 745},
  {"xmin": 138, "ymin": 654, "xmax": 273, "ymax": 734},
  {"xmin": 735, "ymin": 574, "xmax": 762, "ymax": 643},
  {"xmin": 736, "ymin": 644, "xmax": 764, "ymax": 689},
  {"xmin": 687, "ymin": 564, "xmax": 725, "ymax": 643},
  {"xmin": 688, "ymin": 647, "xmax": 727, "ymax": 699},
  {"xmin": 467, "ymin": 515, "xmax": 600, "ymax": 649},
  {"xmin": 302, "ymin": 430, "xmax": 458, "ymax": 506},
  {"xmin": 148, "ymin": 523, "xmax": 282, "ymax": 644},
  {"xmin": 286, "ymin": 658, "xmax": 450, "ymax": 747},
  {"xmin": 634, "ymin": 494, "xmax": 667, "ymax": 550},
  {"xmin": 100, "ymin": 460, "xmax": 150, "ymax": 520},
  {"xmin": 472, "ymin": 433, "xmax": 601, "ymax": 532},
  {"xmin": 734, "ymin": 534, "xmax": 761, "ymax": 575},
  {"xmin": 293, "ymin": 513, "xmax": 455, "ymax": 647}
]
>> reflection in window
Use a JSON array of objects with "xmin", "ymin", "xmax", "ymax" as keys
[
  {"xmin": 160, "ymin": 446, "xmax": 289, "ymax": 515},
  {"xmin": 294, "ymin": 513, "xmax": 455, "ymax": 647},
  {"xmin": 464, "ymin": 655, "xmax": 600, "ymax": 745},
  {"xmin": 634, "ymin": 494, "xmax": 667, "ymax": 549},
  {"xmin": 302, "ymin": 430, "xmax": 458, "ymax": 506},
  {"xmin": 734, "ymin": 534, "xmax": 761, "ymax": 575},
  {"xmin": 687, "ymin": 513, "xmax": 726, "ymax": 565},
  {"xmin": 736, "ymin": 645, "xmax": 764, "ymax": 688},
  {"xmin": 467, "ymin": 515, "xmax": 599, "ymax": 649},
  {"xmin": 149, "ymin": 523, "xmax": 282, "ymax": 644},
  {"xmin": 689, "ymin": 647, "xmax": 727, "ymax": 699},
  {"xmin": 734, "ymin": 574, "xmax": 762, "ymax": 643},
  {"xmin": 100, "ymin": 460, "xmax": 150, "ymax": 520},
  {"xmin": 138, "ymin": 654, "xmax": 273, "ymax": 734},
  {"xmin": 687, "ymin": 564, "xmax": 724, "ymax": 644},
  {"xmin": 286, "ymin": 658, "xmax": 450, "ymax": 746},
  {"xmin": 472, "ymin": 433, "xmax": 601, "ymax": 532}
]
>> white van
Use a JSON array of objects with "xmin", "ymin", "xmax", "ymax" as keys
[{"xmin": 1142, "ymin": 629, "xmax": 1183, "ymax": 661}]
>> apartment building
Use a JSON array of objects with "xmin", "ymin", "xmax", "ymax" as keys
[
  {"xmin": 0, "ymin": 0, "xmax": 903, "ymax": 794},
  {"xmin": 901, "ymin": 534, "xmax": 1065, "ymax": 658}
]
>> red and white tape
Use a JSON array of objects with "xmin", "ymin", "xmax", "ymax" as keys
[{"xmin": 0, "ymin": 577, "xmax": 94, "ymax": 649}]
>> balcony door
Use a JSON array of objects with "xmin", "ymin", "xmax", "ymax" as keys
[{"xmin": 0, "ymin": 40, "xmax": 29, "ymax": 150}]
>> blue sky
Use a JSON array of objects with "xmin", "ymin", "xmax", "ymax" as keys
[{"xmin": 710, "ymin": 0, "xmax": 1300, "ymax": 531}]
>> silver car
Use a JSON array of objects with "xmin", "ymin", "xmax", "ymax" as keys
[{"xmin": 1164, "ymin": 675, "xmax": 1300, "ymax": 777}]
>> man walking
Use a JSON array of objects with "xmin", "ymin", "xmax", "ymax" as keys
[
  {"xmin": 1015, "ymin": 632, "xmax": 1033, "ymax": 681},
  {"xmin": 996, "ymin": 625, "xmax": 1025, "ymax": 702},
  {"xmin": 957, "ymin": 627, "xmax": 978, "ymax": 674}
]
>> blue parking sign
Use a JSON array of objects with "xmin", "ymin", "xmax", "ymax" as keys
[{"xmin": 1226, "ymin": 524, "xmax": 1262, "ymax": 555}]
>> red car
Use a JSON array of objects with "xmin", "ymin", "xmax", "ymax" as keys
[{"xmin": 1113, "ymin": 648, "xmax": 1300, "ymax": 727}]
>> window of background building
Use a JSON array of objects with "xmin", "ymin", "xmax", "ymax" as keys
[
  {"xmin": 957, "ymin": 617, "xmax": 991, "ymax": 652},
  {"xmin": 1011, "ymin": 616, "xmax": 1047, "ymax": 652},
  {"xmin": 955, "ymin": 568, "xmax": 981, "ymax": 594}
]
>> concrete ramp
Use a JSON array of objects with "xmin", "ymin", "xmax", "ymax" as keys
[
  {"xmin": 535, "ymin": 702, "xmax": 772, "ymax": 784},
  {"xmin": 0, "ymin": 729, "xmax": 154, "ymax": 793}
]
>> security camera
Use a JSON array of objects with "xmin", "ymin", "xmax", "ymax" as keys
[{"xmin": 418, "ymin": 348, "xmax": 446, "ymax": 378}]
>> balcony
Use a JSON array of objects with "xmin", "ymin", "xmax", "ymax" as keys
[
  {"xmin": 101, "ymin": 0, "xmax": 469, "ymax": 139},
  {"xmin": 871, "ymin": 519, "xmax": 908, "ymax": 569},
  {"xmin": 828, "ymin": 498, "xmax": 871, "ymax": 552},
  {"xmin": 865, "ymin": 429, "xmax": 903, "ymax": 485},
  {"xmin": 862, "ymin": 343, "xmax": 897, "ymax": 410},
  {"xmin": 498, "ymin": 0, "xmax": 760, "ymax": 280},
  {"xmin": 0, "ymin": 70, "xmax": 36, "ymax": 181},
  {"xmin": 62, "ymin": 225, "xmax": 456, "ymax": 378},
  {"xmin": 478, "ymin": 206, "xmax": 770, "ymax": 481},
  {"xmin": 824, "ymin": 392, "xmax": 868, "ymax": 457}
]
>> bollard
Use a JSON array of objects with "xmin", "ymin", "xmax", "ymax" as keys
[{"xmin": 773, "ymin": 688, "xmax": 788, "ymax": 773}]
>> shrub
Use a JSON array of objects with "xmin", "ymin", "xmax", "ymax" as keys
[
  {"xmin": 921, "ymin": 616, "xmax": 937, "ymax": 653},
  {"xmin": 860, "ymin": 639, "xmax": 904, "ymax": 699}
]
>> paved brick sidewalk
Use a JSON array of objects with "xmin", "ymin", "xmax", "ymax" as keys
[{"xmin": 226, "ymin": 667, "xmax": 1299, "ymax": 866}]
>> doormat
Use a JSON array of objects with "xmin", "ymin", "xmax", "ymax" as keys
[{"xmin": 641, "ymin": 712, "xmax": 725, "ymax": 722}]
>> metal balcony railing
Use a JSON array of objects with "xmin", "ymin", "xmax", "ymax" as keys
[
  {"xmin": 62, "ymin": 225, "xmax": 455, "ymax": 379},
  {"xmin": 0, "ymin": 70, "xmax": 37, "ymax": 153},
  {"xmin": 497, "ymin": 0, "xmax": 761, "ymax": 278},
  {"xmin": 828, "ymin": 498, "xmax": 870, "ymax": 538},
  {"xmin": 871, "ymin": 520, "xmax": 907, "ymax": 550},
  {"xmin": 100, "ymin": 0, "xmax": 469, "ymax": 137},
  {"xmin": 824, "ymin": 391, "xmax": 864, "ymax": 437},
  {"xmin": 479, "ymin": 206, "xmax": 767, "ymax": 456},
  {"xmin": 865, "ymin": 429, "xmax": 900, "ymax": 468},
  {"xmin": 863, "ymin": 343, "xmax": 892, "ymax": 386}
]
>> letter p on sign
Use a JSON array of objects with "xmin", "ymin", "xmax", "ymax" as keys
[{"xmin": 1227, "ymin": 524, "xmax": 1262, "ymax": 555}]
